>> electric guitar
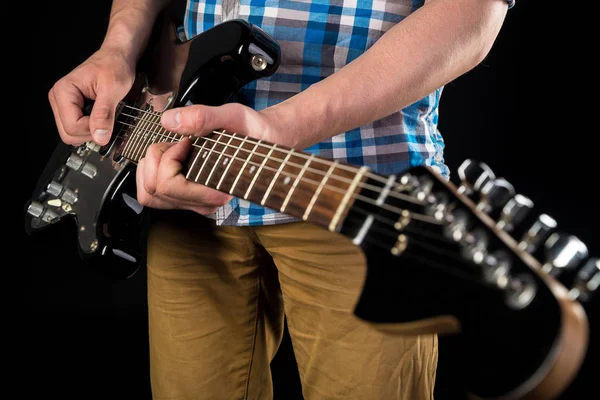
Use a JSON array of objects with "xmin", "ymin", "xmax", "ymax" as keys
[{"xmin": 25, "ymin": 12, "xmax": 597, "ymax": 400}]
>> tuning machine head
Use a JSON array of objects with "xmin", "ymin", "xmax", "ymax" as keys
[
  {"xmin": 518, "ymin": 214, "xmax": 557, "ymax": 254},
  {"xmin": 496, "ymin": 194, "xmax": 534, "ymax": 232},
  {"xmin": 569, "ymin": 258, "xmax": 599, "ymax": 302},
  {"xmin": 541, "ymin": 232, "xmax": 589, "ymax": 277},
  {"xmin": 457, "ymin": 159, "xmax": 495, "ymax": 197},
  {"xmin": 477, "ymin": 178, "xmax": 515, "ymax": 215}
]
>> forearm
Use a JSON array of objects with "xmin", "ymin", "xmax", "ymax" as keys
[
  {"xmin": 264, "ymin": 0, "xmax": 509, "ymax": 149},
  {"xmin": 101, "ymin": 0, "xmax": 174, "ymax": 65}
]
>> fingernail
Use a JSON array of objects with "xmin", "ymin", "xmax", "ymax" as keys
[
  {"xmin": 162, "ymin": 110, "xmax": 180, "ymax": 129},
  {"xmin": 94, "ymin": 129, "xmax": 109, "ymax": 137}
]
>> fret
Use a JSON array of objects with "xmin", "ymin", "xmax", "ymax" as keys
[
  {"xmin": 280, "ymin": 154, "xmax": 315, "ymax": 213},
  {"xmin": 194, "ymin": 134, "xmax": 222, "ymax": 182},
  {"xmin": 329, "ymin": 166, "xmax": 370, "ymax": 232},
  {"xmin": 132, "ymin": 112, "xmax": 154, "ymax": 161},
  {"xmin": 302, "ymin": 161, "xmax": 338, "ymax": 221},
  {"xmin": 139, "ymin": 114, "xmax": 162, "ymax": 160},
  {"xmin": 205, "ymin": 132, "xmax": 236, "ymax": 186},
  {"xmin": 216, "ymin": 135, "xmax": 248, "ymax": 190},
  {"xmin": 185, "ymin": 136, "xmax": 208, "ymax": 179},
  {"xmin": 128, "ymin": 112, "xmax": 148, "ymax": 161},
  {"xmin": 229, "ymin": 139, "xmax": 262, "ymax": 194},
  {"xmin": 261, "ymin": 150, "xmax": 293, "ymax": 206},
  {"xmin": 244, "ymin": 144, "xmax": 277, "ymax": 199},
  {"xmin": 123, "ymin": 111, "xmax": 144, "ymax": 159}
]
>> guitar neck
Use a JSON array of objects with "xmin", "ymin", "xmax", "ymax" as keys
[{"xmin": 116, "ymin": 106, "xmax": 369, "ymax": 231}]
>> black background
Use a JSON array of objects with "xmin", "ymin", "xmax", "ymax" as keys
[{"xmin": 24, "ymin": 1, "xmax": 597, "ymax": 399}]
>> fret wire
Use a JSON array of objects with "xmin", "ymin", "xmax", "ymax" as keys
[
  {"xmin": 194, "ymin": 133, "xmax": 221, "ymax": 182},
  {"xmin": 120, "ymin": 113, "xmax": 134, "ymax": 158},
  {"xmin": 229, "ymin": 139, "xmax": 262, "ymax": 195},
  {"xmin": 329, "ymin": 166, "xmax": 370, "ymax": 232},
  {"xmin": 140, "ymin": 113, "xmax": 162, "ymax": 159},
  {"xmin": 120, "ymin": 105, "xmax": 393, "ymax": 185},
  {"xmin": 185, "ymin": 136, "xmax": 209, "ymax": 180},
  {"xmin": 303, "ymin": 160, "xmax": 338, "ymax": 221},
  {"xmin": 129, "ymin": 110, "xmax": 149, "ymax": 161},
  {"xmin": 216, "ymin": 135, "xmax": 248, "ymax": 190},
  {"xmin": 205, "ymin": 132, "xmax": 236, "ymax": 186},
  {"xmin": 122, "ymin": 112, "xmax": 142, "ymax": 158},
  {"xmin": 132, "ymin": 111, "xmax": 154, "ymax": 161},
  {"xmin": 261, "ymin": 149, "xmax": 293, "ymax": 206},
  {"xmin": 280, "ymin": 154, "xmax": 315, "ymax": 213},
  {"xmin": 114, "ymin": 119, "xmax": 427, "ymax": 208},
  {"xmin": 244, "ymin": 144, "xmax": 277, "ymax": 200}
]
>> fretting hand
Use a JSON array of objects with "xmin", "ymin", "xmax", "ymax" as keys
[{"xmin": 136, "ymin": 103, "xmax": 287, "ymax": 215}]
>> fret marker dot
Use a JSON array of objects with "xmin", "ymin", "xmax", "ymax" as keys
[
  {"xmin": 249, "ymin": 166, "xmax": 256, "ymax": 174},
  {"xmin": 202, "ymin": 151, "xmax": 208, "ymax": 158},
  {"xmin": 223, "ymin": 158, "xmax": 229, "ymax": 166},
  {"xmin": 284, "ymin": 177, "xmax": 291, "ymax": 185}
]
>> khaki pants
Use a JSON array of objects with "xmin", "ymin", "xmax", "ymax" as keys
[{"xmin": 146, "ymin": 210, "xmax": 438, "ymax": 400}]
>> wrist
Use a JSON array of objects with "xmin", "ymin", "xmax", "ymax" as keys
[{"xmin": 261, "ymin": 90, "xmax": 331, "ymax": 150}]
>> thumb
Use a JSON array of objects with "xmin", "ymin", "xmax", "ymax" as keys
[{"xmin": 89, "ymin": 92, "xmax": 120, "ymax": 145}]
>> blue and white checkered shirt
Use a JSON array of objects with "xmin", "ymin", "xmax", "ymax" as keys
[{"xmin": 180, "ymin": 0, "xmax": 513, "ymax": 226}]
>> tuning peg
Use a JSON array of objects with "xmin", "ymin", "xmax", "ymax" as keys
[
  {"xmin": 569, "ymin": 258, "xmax": 599, "ymax": 302},
  {"xmin": 457, "ymin": 160, "xmax": 495, "ymax": 196},
  {"xmin": 541, "ymin": 233, "xmax": 589, "ymax": 277},
  {"xmin": 518, "ymin": 214, "xmax": 557, "ymax": 254},
  {"xmin": 477, "ymin": 178, "xmax": 515, "ymax": 214},
  {"xmin": 496, "ymin": 194, "xmax": 534, "ymax": 232}
]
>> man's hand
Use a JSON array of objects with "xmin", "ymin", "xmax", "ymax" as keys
[
  {"xmin": 48, "ymin": 47, "xmax": 136, "ymax": 146},
  {"xmin": 136, "ymin": 103, "xmax": 289, "ymax": 215}
]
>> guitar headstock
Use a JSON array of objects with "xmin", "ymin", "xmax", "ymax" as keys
[
  {"xmin": 443, "ymin": 159, "xmax": 598, "ymax": 306},
  {"xmin": 346, "ymin": 160, "xmax": 594, "ymax": 399}
]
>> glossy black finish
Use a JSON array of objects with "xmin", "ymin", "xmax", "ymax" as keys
[
  {"xmin": 25, "ymin": 18, "xmax": 281, "ymax": 279},
  {"xmin": 174, "ymin": 19, "xmax": 280, "ymax": 107},
  {"xmin": 340, "ymin": 166, "xmax": 564, "ymax": 399}
]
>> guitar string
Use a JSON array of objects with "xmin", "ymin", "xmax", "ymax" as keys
[
  {"xmin": 115, "ymin": 111, "xmax": 427, "ymax": 206},
  {"xmin": 113, "ymin": 118, "xmax": 442, "ymax": 225},
  {"xmin": 120, "ymin": 104, "xmax": 434, "ymax": 189}
]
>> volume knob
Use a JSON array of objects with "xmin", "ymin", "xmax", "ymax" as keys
[
  {"xmin": 542, "ymin": 233, "xmax": 588, "ymax": 277},
  {"xmin": 66, "ymin": 154, "xmax": 97, "ymax": 179},
  {"xmin": 457, "ymin": 160, "xmax": 495, "ymax": 196},
  {"xmin": 46, "ymin": 181, "xmax": 78, "ymax": 204}
]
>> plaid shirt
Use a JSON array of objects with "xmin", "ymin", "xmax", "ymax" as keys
[{"xmin": 181, "ymin": 0, "xmax": 512, "ymax": 226}]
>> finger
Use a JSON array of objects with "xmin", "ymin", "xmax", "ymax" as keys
[
  {"xmin": 53, "ymin": 81, "xmax": 91, "ymax": 139},
  {"xmin": 161, "ymin": 103, "xmax": 265, "ymax": 137},
  {"xmin": 156, "ymin": 138, "xmax": 193, "ymax": 183},
  {"xmin": 88, "ymin": 89, "xmax": 124, "ymax": 146},
  {"xmin": 138, "ymin": 156, "xmax": 214, "ymax": 211},
  {"xmin": 48, "ymin": 88, "xmax": 72, "ymax": 144},
  {"xmin": 142, "ymin": 142, "xmax": 177, "ymax": 195}
]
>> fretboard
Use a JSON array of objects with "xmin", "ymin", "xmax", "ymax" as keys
[{"xmin": 115, "ymin": 105, "xmax": 369, "ymax": 231}]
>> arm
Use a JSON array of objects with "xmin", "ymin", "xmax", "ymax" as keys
[
  {"xmin": 49, "ymin": 0, "xmax": 174, "ymax": 146},
  {"xmin": 101, "ymin": 0, "xmax": 174, "ymax": 66},
  {"xmin": 142, "ymin": 0, "xmax": 511, "ymax": 214},
  {"xmin": 261, "ymin": 0, "xmax": 510, "ymax": 149}
]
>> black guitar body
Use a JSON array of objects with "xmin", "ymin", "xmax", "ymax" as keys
[{"xmin": 25, "ymin": 18, "xmax": 281, "ymax": 279}]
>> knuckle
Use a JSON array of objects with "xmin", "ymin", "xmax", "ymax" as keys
[
  {"xmin": 190, "ymin": 107, "xmax": 207, "ymax": 132},
  {"xmin": 93, "ymin": 105, "xmax": 112, "ymax": 121}
]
